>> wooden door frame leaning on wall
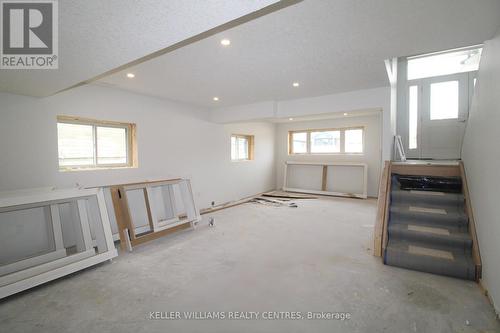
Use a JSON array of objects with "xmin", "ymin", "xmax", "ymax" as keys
[
  {"xmin": 283, "ymin": 161, "xmax": 368, "ymax": 199},
  {"xmin": 110, "ymin": 178, "xmax": 201, "ymax": 251},
  {"xmin": 0, "ymin": 188, "xmax": 118, "ymax": 299}
]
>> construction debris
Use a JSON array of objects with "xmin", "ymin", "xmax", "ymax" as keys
[
  {"xmin": 262, "ymin": 190, "xmax": 317, "ymax": 199},
  {"xmin": 250, "ymin": 197, "xmax": 298, "ymax": 208}
]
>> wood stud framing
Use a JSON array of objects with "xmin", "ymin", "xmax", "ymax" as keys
[{"xmin": 459, "ymin": 161, "xmax": 482, "ymax": 280}]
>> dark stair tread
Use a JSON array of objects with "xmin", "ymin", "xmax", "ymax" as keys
[
  {"xmin": 391, "ymin": 174, "xmax": 462, "ymax": 193},
  {"xmin": 385, "ymin": 240, "xmax": 475, "ymax": 280}
]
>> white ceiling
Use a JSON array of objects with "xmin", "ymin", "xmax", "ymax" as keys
[
  {"xmin": 0, "ymin": 0, "xmax": 283, "ymax": 96},
  {"xmin": 270, "ymin": 109, "xmax": 381, "ymax": 123},
  {"xmin": 98, "ymin": 0, "xmax": 500, "ymax": 108}
]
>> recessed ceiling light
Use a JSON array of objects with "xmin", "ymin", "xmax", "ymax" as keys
[
  {"xmin": 220, "ymin": 39, "xmax": 231, "ymax": 46},
  {"xmin": 213, "ymin": 97, "xmax": 219, "ymax": 101},
  {"xmin": 289, "ymin": 118, "xmax": 294, "ymax": 121},
  {"xmin": 126, "ymin": 73, "xmax": 135, "ymax": 78},
  {"xmin": 343, "ymin": 113, "xmax": 348, "ymax": 116},
  {"xmin": 292, "ymin": 82, "xmax": 300, "ymax": 87}
]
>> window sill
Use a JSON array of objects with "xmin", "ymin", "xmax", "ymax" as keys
[
  {"xmin": 59, "ymin": 165, "xmax": 137, "ymax": 172},
  {"xmin": 231, "ymin": 159, "xmax": 253, "ymax": 163}
]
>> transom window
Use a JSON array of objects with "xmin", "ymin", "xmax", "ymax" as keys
[
  {"xmin": 231, "ymin": 134, "xmax": 254, "ymax": 161},
  {"xmin": 57, "ymin": 116, "xmax": 136, "ymax": 170},
  {"xmin": 407, "ymin": 46, "xmax": 482, "ymax": 80},
  {"xmin": 288, "ymin": 127, "xmax": 364, "ymax": 155}
]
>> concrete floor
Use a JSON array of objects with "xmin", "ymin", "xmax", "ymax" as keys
[{"xmin": 0, "ymin": 196, "xmax": 498, "ymax": 332}]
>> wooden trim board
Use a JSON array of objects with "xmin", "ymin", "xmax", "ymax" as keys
[
  {"xmin": 391, "ymin": 163, "xmax": 460, "ymax": 177},
  {"xmin": 374, "ymin": 161, "xmax": 391, "ymax": 257},
  {"xmin": 459, "ymin": 161, "xmax": 482, "ymax": 280}
]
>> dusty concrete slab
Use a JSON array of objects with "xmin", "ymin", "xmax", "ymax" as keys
[{"xmin": 0, "ymin": 197, "xmax": 498, "ymax": 332}]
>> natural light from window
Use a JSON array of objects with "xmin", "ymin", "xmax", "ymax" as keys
[
  {"xmin": 310, "ymin": 131, "xmax": 340, "ymax": 153},
  {"xmin": 430, "ymin": 81, "xmax": 459, "ymax": 120},
  {"xmin": 408, "ymin": 85, "xmax": 418, "ymax": 149},
  {"xmin": 289, "ymin": 128, "xmax": 364, "ymax": 155},
  {"xmin": 96, "ymin": 127, "xmax": 127, "ymax": 165},
  {"xmin": 57, "ymin": 117, "xmax": 134, "ymax": 169},
  {"xmin": 57, "ymin": 123, "xmax": 94, "ymax": 167},
  {"xmin": 291, "ymin": 132, "xmax": 307, "ymax": 154},
  {"xmin": 231, "ymin": 135, "xmax": 253, "ymax": 161},
  {"xmin": 345, "ymin": 129, "xmax": 363, "ymax": 153},
  {"xmin": 407, "ymin": 47, "xmax": 482, "ymax": 80}
]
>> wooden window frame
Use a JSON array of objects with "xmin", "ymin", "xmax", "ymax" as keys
[
  {"xmin": 57, "ymin": 115, "xmax": 137, "ymax": 171},
  {"xmin": 288, "ymin": 127, "xmax": 365, "ymax": 155},
  {"xmin": 231, "ymin": 134, "xmax": 254, "ymax": 161}
]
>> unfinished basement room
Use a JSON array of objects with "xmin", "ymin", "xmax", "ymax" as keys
[{"xmin": 1, "ymin": 1, "xmax": 500, "ymax": 332}]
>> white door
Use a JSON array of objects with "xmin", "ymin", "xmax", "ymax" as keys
[
  {"xmin": 406, "ymin": 72, "xmax": 471, "ymax": 160},
  {"xmin": 420, "ymin": 73, "xmax": 469, "ymax": 159}
]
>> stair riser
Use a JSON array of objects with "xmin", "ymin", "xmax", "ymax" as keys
[
  {"xmin": 389, "ymin": 222, "xmax": 468, "ymax": 233},
  {"xmin": 385, "ymin": 249, "xmax": 475, "ymax": 280},
  {"xmin": 390, "ymin": 209, "xmax": 467, "ymax": 224},
  {"xmin": 391, "ymin": 194, "xmax": 464, "ymax": 208},
  {"xmin": 388, "ymin": 229, "xmax": 472, "ymax": 253}
]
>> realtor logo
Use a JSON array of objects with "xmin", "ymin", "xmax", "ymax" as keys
[{"xmin": 1, "ymin": 0, "xmax": 58, "ymax": 69}]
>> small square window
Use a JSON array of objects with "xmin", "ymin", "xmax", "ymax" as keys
[
  {"xmin": 430, "ymin": 81, "xmax": 459, "ymax": 120},
  {"xmin": 57, "ymin": 116, "xmax": 136, "ymax": 170},
  {"xmin": 231, "ymin": 134, "xmax": 254, "ymax": 161}
]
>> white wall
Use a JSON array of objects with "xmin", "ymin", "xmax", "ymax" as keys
[
  {"xmin": 461, "ymin": 28, "xmax": 500, "ymax": 314},
  {"xmin": 0, "ymin": 85, "xmax": 275, "ymax": 209},
  {"xmin": 275, "ymin": 113, "xmax": 382, "ymax": 197},
  {"xmin": 210, "ymin": 87, "xmax": 392, "ymax": 161}
]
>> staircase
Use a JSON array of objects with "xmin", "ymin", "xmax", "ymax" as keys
[{"xmin": 374, "ymin": 162, "xmax": 481, "ymax": 281}]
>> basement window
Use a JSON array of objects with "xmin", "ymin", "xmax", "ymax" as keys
[
  {"xmin": 57, "ymin": 116, "xmax": 136, "ymax": 170},
  {"xmin": 344, "ymin": 129, "xmax": 363, "ymax": 153},
  {"xmin": 289, "ymin": 127, "xmax": 364, "ymax": 155},
  {"xmin": 231, "ymin": 134, "xmax": 254, "ymax": 161},
  {"xmin": 311, "ymin": 130, "xmax": 340, "ymax": 153}
]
